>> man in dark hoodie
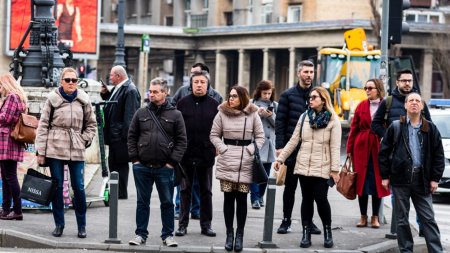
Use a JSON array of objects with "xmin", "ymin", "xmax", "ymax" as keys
[
  {"xmin": 175, "ymin": 70, "xmax": 219, "ymax": 237},
  {"xmin": 127, "ymin": 77, "xmax": 187, "ymax": 247}
]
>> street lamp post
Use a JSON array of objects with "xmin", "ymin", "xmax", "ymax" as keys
[{"xmin": 113, "ymin": 0, "xmax": 126, "ymax": 68}]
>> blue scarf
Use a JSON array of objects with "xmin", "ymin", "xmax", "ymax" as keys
[
  {"xmin": 59, "ymin": 87, "xmax": 77, "ymax": 103},
  {"xmin": 307, "ymin": 108, "xmax": 332, "ymax": 129}
]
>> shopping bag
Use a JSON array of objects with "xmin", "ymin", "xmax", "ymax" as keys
[
  {"xmin": 20, "ymin": 168, "xmax": 57, "ymax": 206},
  {"xmin": 336, "ymin": 156, "xmax": 357, "ymax": 200},
  {"xmin": 273, "ymin": 164, "xmax": 287, "ymax": 186}
]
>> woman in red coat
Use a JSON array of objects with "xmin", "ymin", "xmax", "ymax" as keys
[{"xmin": 346, "ymin": 79, "xmax": 390, "ymax": 228}]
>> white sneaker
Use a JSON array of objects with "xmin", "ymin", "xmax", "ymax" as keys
[
  {"xmin": 163, "ymin": 236, "xmax": 178, "ymax": 247},
  {"xmin": 129, "ymin": 235, "xmax": 146, "ymax": 245}
]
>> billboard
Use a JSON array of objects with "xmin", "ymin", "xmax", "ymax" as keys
[{"xmin": 6, "ymin": 0, "xmax": 100, "ymax": 59}]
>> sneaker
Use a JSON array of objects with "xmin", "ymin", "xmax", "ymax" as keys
[
  {"xmin": 129, "ymin": 235, "xmax": 146, "ymax": 246},
  {"xmin": 163, "ymin": 236, "xmax": 178, "ymax": 247},
  {"xmin": 259, "ymin": 199, "xmax": 265, "ymax": 207},
  {"xmin": 277, "ymin": 218, "xmax": 292, "ymax": 234},
  {"xmin": 174, "ymin": 212, "xmax": 180, "ymax": 220},
  {"xmin": 252, "ymin": 200, "xmax": 261, "ymax": 209}
]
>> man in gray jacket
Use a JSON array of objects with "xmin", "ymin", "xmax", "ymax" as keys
[{"xmin": 127, "ymin": 77, "xmax": 187, "ymax": 247}]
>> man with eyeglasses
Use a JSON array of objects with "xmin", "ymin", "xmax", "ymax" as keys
[
  {"xmin": 100, "ymin": 65, "xmax": 141, "ymax": 199},
  {"xmin": 275, "ymin": 60, "xmax": 321, "ymax": 235},
  {"xmin": 378, "ymin": 92, "xmax": 444, "ymax": 253}
]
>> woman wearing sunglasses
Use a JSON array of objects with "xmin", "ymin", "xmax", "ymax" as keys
[
  {"xmin": 35, "ymin": 67, "xmax": 97, "ymax": 238},
  {"xmin": 274, "ymin": 86, "xmax": 341, "ymax": 249},
  {"xmin": 346, "ymin": 79, "xmax": 390, "ymax": 229},
  {"xmin": 0, "ymin": 73, "xmax": 27, "ymax": 221},
  {"xmin": 210, "ymin": 86, "xmax": 265, "ymax": 252}
]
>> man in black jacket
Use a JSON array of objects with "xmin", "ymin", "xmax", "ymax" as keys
[
  {"xmin": 127, "ymin": 77, "xmax": 187, "ymax": 247},
  {"xmin": 379, "ymin": 93, "xmax": 444, "ymax": 253},
  {"xmin": 100, "ymin": 65, "xmax": 141, "ymax": 199},
  {"xmin": 175, "ymin": 70, "xmax": 219, "ymax": 237},
  {"xmin": 275, "ymin": 60, "xmax": 320, "ymax": 235}
]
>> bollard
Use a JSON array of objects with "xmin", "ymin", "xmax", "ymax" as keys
[
  {"xmin": 385, "ymin": 195, "xmax": 397, "ymax": 239},
  {"xmin": 258, "ymin": 177, "xmax": 277, "ymax": 248},
  {"xmin": 105, "ymin": 172, "xmax": 121, "ymax": 243}
]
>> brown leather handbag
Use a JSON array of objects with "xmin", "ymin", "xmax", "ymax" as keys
[
  {"xmin": 11, "ymin": 112, "xmax": 39, "ymax": 144},
  {"xmin": 336, "ymin": 155, "xmax": 357, "ymax": 200}
]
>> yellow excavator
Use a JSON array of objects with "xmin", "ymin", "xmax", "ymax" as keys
[{"xmin": 317, "ymin": 28, "xmax": 381, "ymax": 126}]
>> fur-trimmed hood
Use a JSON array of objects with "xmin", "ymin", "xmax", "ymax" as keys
[
  {"xmin": 218, "ymin": 101, "xmax": 259, "ymax": 117},
  {"xmin": 48, "ymin": 88, "xmax": 90, "ymax": 107}
]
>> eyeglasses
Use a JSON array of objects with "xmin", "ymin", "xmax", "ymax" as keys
[
  {"xmin": 364, "ymin": 86, "xmax": 376, "ymax": 91},
  {"xmin": 63, "ymin": 78, "xmax": 78, "ymax": 84},
  {"xmin": 308, "ymin": 95, "xmax": 320, "ymax": 100},
  {"xmin": 229, "ymin": 94, "xmax": 239, "ymax": 99},
  {"xmin": 398, "ymin": 79, "xmax": 413, "ymax": 84}
]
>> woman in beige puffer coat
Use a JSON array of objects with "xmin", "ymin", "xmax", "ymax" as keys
[
  {"xmin": 210, "ymin": 86, "xmax": 264, "ymax": 252},
  {"xmin": 274, "ymin": 87, "xmax": 341, "ymax": 249}
]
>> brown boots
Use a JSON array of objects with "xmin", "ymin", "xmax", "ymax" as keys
[
  {"xmin": 356, "ymin": 215, "xmax": 380, "ymax": 228},
  {"xmin": 356, "ymin": 215, "xmax": 368, "ymax": 227}
]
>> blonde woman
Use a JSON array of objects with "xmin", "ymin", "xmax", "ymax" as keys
[
  {"xmin": 0, "ymin": 73, "xmax": 27, "ymax": 221},
  {"xmin": 274, "ymin": 86, "xmax": 341, "ymax": 249},
  {"xmin": 35, "ymin": 67, "xmax": 97, "ymax": 238}
]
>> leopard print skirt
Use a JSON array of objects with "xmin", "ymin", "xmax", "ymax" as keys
[{"xmin": 220, "ymin": 180, "xmax": 250, "ymax": 193}]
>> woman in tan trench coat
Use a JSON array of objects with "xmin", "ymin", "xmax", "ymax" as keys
[{"xmin": 210, "ymin": 86, "xmax": 265, "ymax": 252}]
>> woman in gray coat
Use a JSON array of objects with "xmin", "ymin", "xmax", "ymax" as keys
[
  {"xmin": 250, "ymin": 80, "xmax": 277, "ymax": 209},
  {"xmin": 210, "ymin": 86, "xmax": 265, "ymax": 252}
]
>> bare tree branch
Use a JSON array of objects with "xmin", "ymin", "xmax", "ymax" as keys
[
  {"xmin": 432, "ymin": 33, "xmax": 450, "ymax": 97},
  {"xmin": 370, "ymin": 0, "xmax": 381, "ymax": 48}
]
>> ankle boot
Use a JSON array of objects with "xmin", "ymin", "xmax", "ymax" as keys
[
  {"xmin": 224, "ymin": 229, "xmax": 234, "ymax": 251},
  {"xmin": 323, "ymin": 225, "xmax": 333, "ymax": 248},
  {"xmin": 371, "ymin": 216, "xmax": 380, "ymax": 228},
  {"xmin": 356, "ymin": 215, "xmax": 368, "ymax": 227},
  {"xmin": 300, "ymin": 225, "xmax": 311, "ymax": 248},
  {"xmin": 234, "ymin": 230, "xmax": 243, "ymax": 252},
  {"xmin": 52, "ymin": 225, "xmax": 64, "ymax": 237}
]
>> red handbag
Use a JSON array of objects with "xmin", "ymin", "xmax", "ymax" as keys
[{"xmin": 336, "ymin": 155, "xmax": 357, "ymax": 200}]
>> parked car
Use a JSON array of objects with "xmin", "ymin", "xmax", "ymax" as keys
[{"xmin": 429, "ymin": 99, "xmax": 450, "ymax": 196}]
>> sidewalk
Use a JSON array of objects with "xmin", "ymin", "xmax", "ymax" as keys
[{"xmin": 0, "ymin": 164, "xmax": 429, "ymax": 252}]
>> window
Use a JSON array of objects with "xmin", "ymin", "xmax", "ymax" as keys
[
  {"xmin": 404, "ymin": 10, "xmax": 444, "ymax": 23},
  {"xmin": 224, "ymin": 11, "xmax": 233, "ymax": 26},
  {"xmin": 287, "ymin": 5, "xmax": 302, "ymax": 23},
  {"xmin": 203, "ymin": 0, "xmax": 209, "ymax": 9},
  {"xmin": 126, "ymin": 0, "xmax": 137, "ymax": 18},
  {"xmin": 261, "ymin": 3, "xmax": 272, "ymax": 24},
  {"xmin": 141, "ymin": 0, "xmax": 152, "ymax": 16},
  {"xmin": 190, "ymin": 14, "xmax": 208, "ymax": 28},
  {"xmin": 165, "ymin": 16, "xmax": 173, "ymax": 26},
  {"xmin": 185, "ymin": 0, "xmax": 191, "ymax": 10}
]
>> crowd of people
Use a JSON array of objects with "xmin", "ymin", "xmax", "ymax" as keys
[{"xmin": 0, "ymin": 60, "xmax": 445, "ymax": 252}]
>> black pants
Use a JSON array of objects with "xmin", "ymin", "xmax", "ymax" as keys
[
  {"xmin": 298, "ymin": 175, "xmax": 331, "ymax": 226},
  {"xmin": 282, "ymin": 163, "xmax": 301, "ymax": 219},
  {"xmin": 0, "ymin": 160, "xmax": 21, "ymax": 214},
  {"xmin": 179, "ymin": 165, "xmax": 213, "ymax": 229},
  {"xmin": 223, "ymin": 191, "xmax": 247, "ymax": 233},
  {"xmin": 108, "ymin": 156, "xmax": 129, "ymax": 199},
  {"xmin": 392, "ymin": 172, "xmax": 443, "ymax": 253},
  {"xmin": 358, "ymin": 195, "xmax": 381, "ymax": 216}
]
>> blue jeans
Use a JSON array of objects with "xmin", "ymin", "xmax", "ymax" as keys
[
  {"xmin": 48, "ymin": 158, "xmax": 86, "ymax": 228},
  {"xmin": 133, "ymin": 163, "xmax": 174, "ymax": 240},
  {"xmin": 250, "ymin": 163, "xmax": 272, "ymax": 202},
  {"xmin": 175, "ymin": 173, "xmax": 200, "ymax": 216}
]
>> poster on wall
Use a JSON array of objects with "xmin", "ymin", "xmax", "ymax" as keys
[{"xmin": 6, "ymin": 0, "xmax": 100, "ymax": 59}]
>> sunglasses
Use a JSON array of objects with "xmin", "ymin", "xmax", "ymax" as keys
[
  {"xmin": 364, "ymin": 86, "xmax": 376, "ymax": 91},
  {"xmin": 308, "ymin": 95, "xmax": 320, "ymax": 100},
  {"xmin": 63, "ymin": 78, "xmax": 78, "ymax": 84}
]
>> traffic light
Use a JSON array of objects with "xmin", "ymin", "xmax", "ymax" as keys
[
  {"xmin": 78, "ymin": 64, "xmax": 86, "ymax": 78},
  {"xmin": 388, "ymin": 0, "xmax": 410, "ymax": 45}
]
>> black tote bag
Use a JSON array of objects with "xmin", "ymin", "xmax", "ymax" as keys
[
  {"xmin": 20, "ymin": 168, "xmax": 57, "ymax": 206},
  {"xmin": 252, "ymin": 142, "xmax": 268, "ymax": 184}
]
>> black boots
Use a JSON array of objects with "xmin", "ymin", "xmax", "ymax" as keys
[
  {"xmin": 300, "ymin": 225, "xmax": 311, "ymax": 248},
  {"xmin": 52, "ymin": 225, "xmax": 64, "ymax": 237},
  {"xmin": 224, "ymin": 229, "xmax": 234, "ymax": 251},
  {"xmin": 234, "ymin": 230, "xmax": 244, "ymax": 252},
  {"xmin": 323, "ymin": 225, "xmax": 333, "ymax": 248}
]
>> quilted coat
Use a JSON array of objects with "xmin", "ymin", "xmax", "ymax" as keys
[
  {"xmin": 35, "ymin": 88, "xmax": 97, "ymax": 161},
  {"xmin": 277, "ymin": 111, "xmax": 341, "ymax": 179},
  {"xmin": 0, "ymin": 93, "xmax": 26, "ymax": 161},
  {"xmin": 210, "ymin": 102, "xmax": 265, "ymax": 184},
  {"xmin": 346, "ymin": 99, "xmax": 390, "ymax": 198}
]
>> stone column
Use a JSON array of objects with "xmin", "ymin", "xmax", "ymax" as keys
[
  {"xmin": 288, "ymin": 47, "xmax": 296, "ymax": 86},
  {"xmin": 238, "ymin": 49, "xmax": 250, "ymax": 90},
  {"xmin": 138, "ymin": 51, "xmax": 149, "ymax": 106},
  {"xmin": 263, "ymin": 48, "xmax": 269, "ymax": 80},
  {"xmin": 420, "ymin": 49, "xmax": 433, "ymax": 102},
  {"xmin": 215, "ymin": 50, "xmax": 227, "ymax": 98},
  {"xmin": 173, "ymin": 0, "xmax": 185, "ymax": 26}
]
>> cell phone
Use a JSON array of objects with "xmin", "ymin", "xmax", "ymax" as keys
[
  {"xmin": 267, "ymin": 106, "xmax": 274, "ymax": 112},
  {"xmin": 327, "ymin": 177, "xmax": 335, "ymax": 188}
]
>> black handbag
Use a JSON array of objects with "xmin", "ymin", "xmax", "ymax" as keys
[
  {"xmin": 20, "ymin": 168, "xmax": 57, "ymax": 206},
  {"xmin": 252, "ymin": 142, "xmax": 268, "ymax": 184}
]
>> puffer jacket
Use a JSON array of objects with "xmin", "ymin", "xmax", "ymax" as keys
[
  {"xmin": 35, "ymin": 88, "xmax": 97, "ymax": 161},
  {"xmin": 210, "ymin": 102, "xmax": 265, "ymax": 184},
  {"xmin": 277, "ymin": 112, "xmax": 342, "ymax": 179}
]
